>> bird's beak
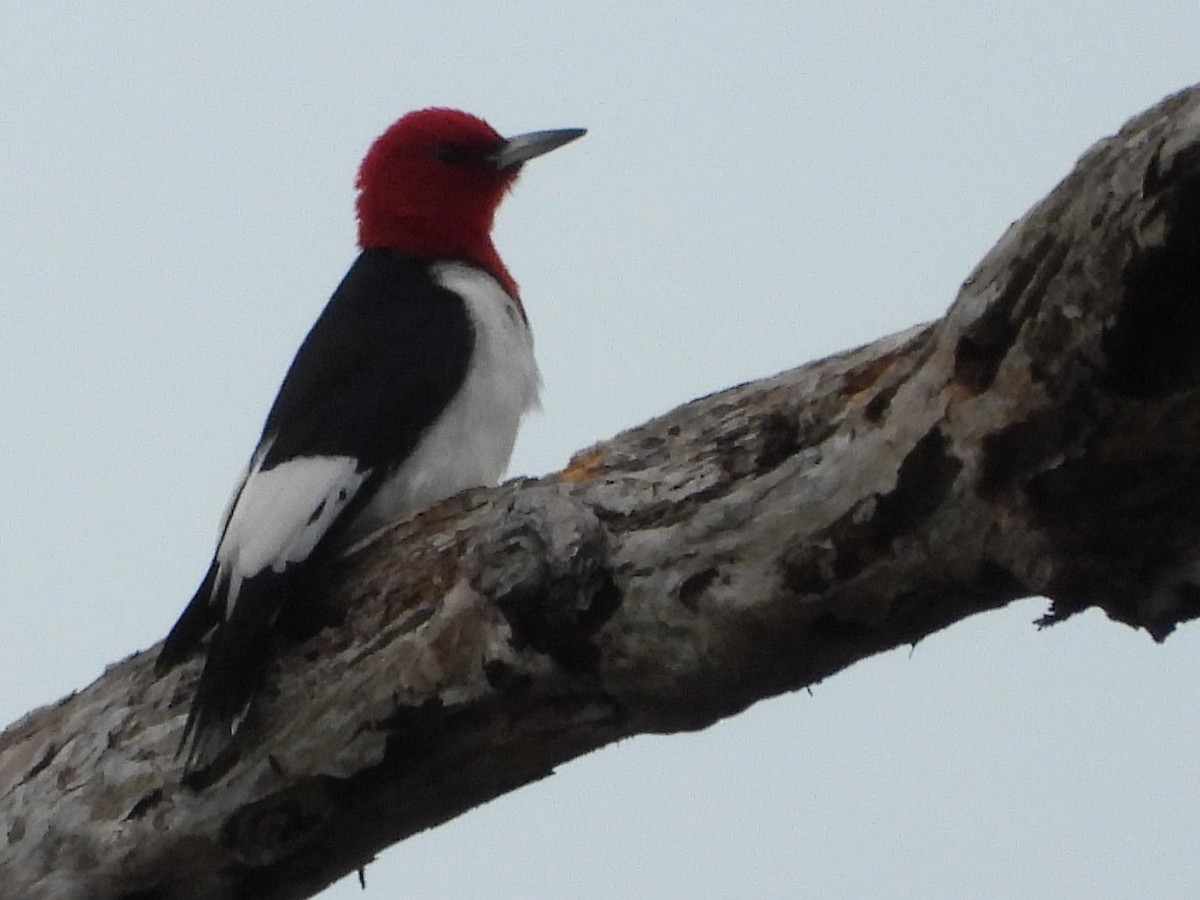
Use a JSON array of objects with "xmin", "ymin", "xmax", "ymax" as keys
[{"xmin": 489, "ymin": 127, "xmax": 587, "ymax": 171}]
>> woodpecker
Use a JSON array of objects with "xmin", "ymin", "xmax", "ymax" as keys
[{"xmin": 156, "ymin": 108, "xmax": 585, "ymax": 772}]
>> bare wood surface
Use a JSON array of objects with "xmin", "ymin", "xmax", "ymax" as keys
[{"xmin": 6, "ymin": 84, "xmax": 1200, "ymax": 899}]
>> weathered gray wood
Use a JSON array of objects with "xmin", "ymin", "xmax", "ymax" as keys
[{"xmin": 6, "ymin": 84, "xmax": 1200, "ymax": 899}]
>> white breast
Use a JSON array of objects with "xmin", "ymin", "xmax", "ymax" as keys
[{"xmin": 350, "ymin": 262, "xmax": 541, "ymax": 541}]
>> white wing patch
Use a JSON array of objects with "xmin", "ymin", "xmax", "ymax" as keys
[{"xmin": 214, "ymin": 449, "xmax": 368, "ymax": 617}]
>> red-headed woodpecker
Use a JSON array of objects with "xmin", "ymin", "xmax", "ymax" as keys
[{"xmin": 156, "ymin": 109, "xmax": 585, "ymax": 772}]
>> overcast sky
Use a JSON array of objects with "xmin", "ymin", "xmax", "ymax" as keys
[{"xmin": 4, "ymin": 5, "xmax": 1200, "ymax": 898}]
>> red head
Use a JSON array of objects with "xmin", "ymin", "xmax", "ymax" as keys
[{"xmin": 356, "ymin": 108, "xmax": 584, "ymax": 301}]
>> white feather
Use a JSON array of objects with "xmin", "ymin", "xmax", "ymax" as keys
[
  {"xmin": 215, "ymin": 449, "xmax": 367, "ymax": 616},
  {"xmin": 348, "ymin": 262, "xmax": 541, "ymax": 543}
]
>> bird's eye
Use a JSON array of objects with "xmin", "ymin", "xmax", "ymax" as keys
[{"xmin": 436, "ymin": 143, "xmax": 476, "ymax": 165}]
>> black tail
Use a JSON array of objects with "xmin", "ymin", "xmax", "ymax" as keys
[
  {"xmin": 158, "ymin": 566, "xmax": 289, "ymax": 775},
  {"xmin": 177, "ymin": 589, "xmax": 278, "ymax": 774}
]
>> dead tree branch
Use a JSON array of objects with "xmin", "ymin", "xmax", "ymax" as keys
[{"xmin": 7, "ymin": 85, "xmax": 1200, "ymax": 899}]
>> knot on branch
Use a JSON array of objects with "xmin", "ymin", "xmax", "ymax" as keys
[
  {"xmin": 221, "ymin": 775, "xmax": 337, "ymax": 867},
  {"xmin": 472, "ymin": 485, "xmax": 618, "ymax": 673}
]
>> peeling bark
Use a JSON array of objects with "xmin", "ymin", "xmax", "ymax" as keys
[{"xmin": 7, "ymin": 84, "xmax": 1200, "ymax": 899}]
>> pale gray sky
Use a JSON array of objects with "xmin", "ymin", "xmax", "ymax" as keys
[{"xmin": 4, "ymin": 5, "xmax": 1200, "ymax": 898}]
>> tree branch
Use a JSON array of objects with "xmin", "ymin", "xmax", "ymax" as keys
[{"xmin": 7, "ymin": 84, "xmax": 1200, "ymax": 899}]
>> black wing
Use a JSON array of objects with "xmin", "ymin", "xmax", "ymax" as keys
[{"xmin": 157, "ymin": 250, "xmax": 474, "ymax": 772}]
